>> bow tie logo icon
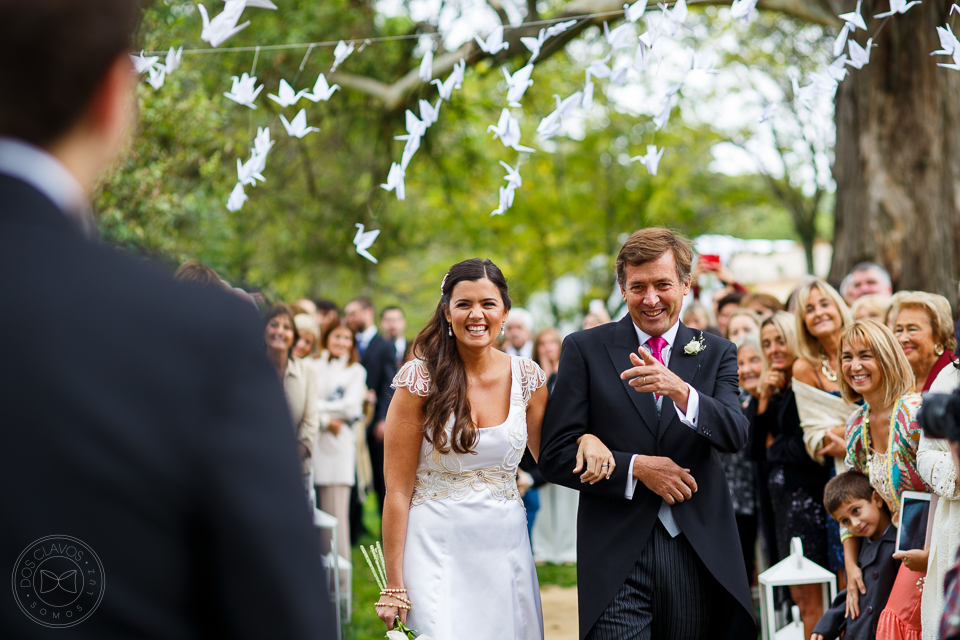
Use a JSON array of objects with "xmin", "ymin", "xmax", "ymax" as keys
[{"xmin": 38, "ymin": 569, "xmax": 77, "ymax": 594}]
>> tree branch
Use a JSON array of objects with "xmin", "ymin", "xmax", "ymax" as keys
[{"xmin": 331, "ymin": 0, "xmax": 840, "ymax": 111}]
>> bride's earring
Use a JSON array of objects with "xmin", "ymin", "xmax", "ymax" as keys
[
  {"xmin": 448, "ymin": 324, "xmax": 453, "ymax": 337},
  {"xmin": 500, "ymin": 324, "xmax": 505, "ymax": 336}
]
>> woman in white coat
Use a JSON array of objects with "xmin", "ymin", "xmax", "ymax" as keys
[{"xmin": 312, "ymin": 317, "xmax": 367, "ymax": 562}]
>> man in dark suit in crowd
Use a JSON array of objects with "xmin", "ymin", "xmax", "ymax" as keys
[
  {"xmin": 0, "ymin": 2, "xmax": 333, "ymax": 638},
  {"xmin": 380, "ymin": 306, "xmax": 409, "ymax": 369},
  {"xmin": 539, "ymin": 228, "xmax": 755, "ymax": 640},
  {"xmin": 345, "ymin": 298, "xmax": 397, "ymax": 514}
]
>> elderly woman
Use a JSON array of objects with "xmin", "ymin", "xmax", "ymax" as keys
[
  {"xmin": 293, "ymin": 313, "xmax": 320, "ymax": 359},
  {"xmin": 311, "ymin": 317, "xmax": 366, "ymax": 562},
  {"xmin": 917, "ymin": 358, "xmax": 960, "ymax": 640},
  {"xmin": 264, "ymin": 303, "xmax": 319, "ymax": 477},
  {"xmin": 751, "ymin": 312, "xmax": 831, "ymax": 637},
  {"xmin": 891, "ymin": 291, "xmax": 957, "ymax": 393},
  {"xmin": 840, "ymin": 319, "xmax": 933, "ymax": 637}
]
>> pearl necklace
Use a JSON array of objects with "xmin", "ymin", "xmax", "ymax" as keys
[{"xmin": 820, "ymin": 352, "xmax": 838, "ymax": 382}]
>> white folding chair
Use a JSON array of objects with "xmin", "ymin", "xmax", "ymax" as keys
[{"xmin": 313, "ymin": 508, "xmax": 342, "ymax": 640}]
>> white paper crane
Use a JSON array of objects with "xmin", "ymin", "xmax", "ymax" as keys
[
  {"xmin": 488, "ymin": 109, "xmax": 534, "ymax": 152},
  {"xmin": 729, "ymin": 0, "xmax": 759, "ymax": 21},
  {"xmin": 380, "ymin": 163, "xmax": 406, "ymax": 201},
  {"xmin": 353, "ymin": 224, "xmax": 381, "ymax": 263},
  {"xmin": 131, "ymin": 51, "xmax": 159, "ymax": 74},
  {"xmin": 226, "ymin": 183, "xmax": 247, "ymax": 211},
  {"xmin": 604, "ymin": 21, "xmax": 633, "ymax": 50},
  {"xmin": 624, "ymin": 0, "xmax": 649, "ymax": 23},
  {"xmin": 840, "ymin": 0, "xmax": 868, "ymax": 31},
  {"xmin": 224, "ymin": 73, "xmax": 263, "ymax": 108},
  {"xmin": 331, "ymin": 40, "xmax": 354, "ymax": 72},
  {"xmin": 933, "ymin": 23, "xmax": 960, "ymax": 69},
  {"xmin": 660, "ymin": 0, "xmax": 688, "ymax": 36},
  {"xmin": 237, "ymin": 154, "xmax": 266, "ymax": 186},
  {"xmin": 268, "ymin": 79, "xmax": 306, "ymax": 107},
  {"xmin": 537, "ymin": 92, "xmax": 582, "ymax": 141},
  {"xmin": 874, "ymin": 0, "xmax": 921, "ymax": 18},
  {"xmin": 303, "ymin": 74, "xmax": 339, "ymax": 102},
  {"xmin": 198, "ymin": 0, "xmax": 277, "ymax": 48},
  {"xmin": 253, "ymin": 126, "xmax": 274, "ymax": 156},
  {"xmin": 759, "ymin": 103, "xmax": 780, "ymax": 123},
  {"xmin": 147, "ymin": 66, "xmax": 166, "ymax": 89},
  {"xmin": 419, "ymin": 99, "xmax": 441, "ymax": 127},
  {"xmin": 163, "ymin": 46, "xmax": 183, "ymax": 74},
  {"xmin": 504, "ymin": 64, "xmax": 534, "ymax": 107},
  {"xmin": 432, "ymin": 59, "xmax": 465, "ymax": 100},
  {"xmin": 280, "ymin": 109, "xmax": 319, "ymax": 138},
  {"xmin": 499, "ymin": 160, "xmax": 523, "ymax": 190},
  {"xmin": 631, "ymin": 144, "xmax": 665, "ymax": 175},
  {"xmin": 419, "ymin": 49, "xmax": 434, "ymax": 82},
  {"xmin": 833, "ymin": 24, "xmax": 851, "ymax": 57},
  {"xmin": 846, "ymin": 38, "xmax": 873, "ymax": 69},
  {"xmin": 491, "ymin": 184, "xmax": 516, "ymax": 216},
  {"xmin": 475, "ymin": 25, "xmax": 509, "ymax": 54},
  {"xmin": 521, "ymin": 31, "xmax": 548, "ymax": 62},
  {"xmin": 545, "ymin": 19, "xmax": 577, "ymax": 39}
]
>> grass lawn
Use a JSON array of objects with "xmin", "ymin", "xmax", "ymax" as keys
[{"xmin": 344, "ymin": 498, "xmax": 577, "ymax": 640}]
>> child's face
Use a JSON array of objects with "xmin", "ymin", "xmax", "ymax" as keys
[{"xmin": 831, "ymin": 492, "xmax": 890, "ymax": 541}]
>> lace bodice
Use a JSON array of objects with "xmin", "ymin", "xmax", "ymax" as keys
[{"xmin": 392, "ymin": 355, "xmax": 546, "ymax": 506}]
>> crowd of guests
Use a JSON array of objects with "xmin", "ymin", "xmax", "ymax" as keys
[
  {"xmin": 174, "ymin": 255, "xmax": 960, "ymax": 640},
  {"xmin": 690, "ymin": 260, "xmax": 960, "ymax": 640}
]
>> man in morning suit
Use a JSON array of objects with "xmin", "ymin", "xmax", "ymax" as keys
[
  {"xmin": 0, "ymin": 2, "xmax": 333, "ymax": 638},
  {"xmin": 539, "ymin": 228, "xmax": 755, "ymax": 640},
  {"xmin": 346, "ymin": 297, "xmax": 397, "ymax": 513}
]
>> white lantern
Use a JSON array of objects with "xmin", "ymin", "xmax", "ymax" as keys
[{"xmin": 758, "ymin": 537, "xmax": 837, "ymax": 640}]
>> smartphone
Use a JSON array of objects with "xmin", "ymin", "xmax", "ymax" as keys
[
  {"xmin": 698, "ymin": 254, "xmax": 721, "ymax": 270},
  {"xmin": 896, "ymin": 491, "xmax": 931, "ymax": 553}
]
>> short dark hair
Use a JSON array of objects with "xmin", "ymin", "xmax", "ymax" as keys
[
  {"xmin": 314, "ymin": 299, "xmax": 339, "ymax": 314},
  {"xmin": 0, "ymin": 0, "xmax": 140, "ymax": 147},
  {"xmin": 824, "ymin": 471, "xmax": 883, "ymax": 516},
  {"xmin": 717, "ymin": 292, "xmax": 746, "ymax": 313},
  {"xmin": 615, "ymin": 227, "xmax": 694, "ymax": 288},
  {"xmin": 381, "ymin": 306, "xmax": 403, "ymax": 319}
]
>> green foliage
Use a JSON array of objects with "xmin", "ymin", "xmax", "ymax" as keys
[{"xmin": 97, "ymin": 1, "xmax": 798, "ymax": 326}]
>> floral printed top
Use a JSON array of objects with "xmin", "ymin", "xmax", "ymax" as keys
[{"xmin": 842, "ymin": 392, "xmax": 932, "ymax": 539}]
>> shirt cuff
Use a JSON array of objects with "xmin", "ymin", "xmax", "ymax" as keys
[
  {"xmin": 674, "ymin": 385, "xmax": 700, "ymax": 430},
  {"xmin": 625, "ymin": 454, "xmax": 640, "ymax": 499}
]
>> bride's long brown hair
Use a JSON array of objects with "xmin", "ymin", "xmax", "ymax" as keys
[{"xmin": 411, "ymin": 258, "xmax": 511, "ymax": 455}]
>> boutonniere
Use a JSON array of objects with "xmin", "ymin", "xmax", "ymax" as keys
[{"xmin": 683, "ymin": 332, "xmax": 706, "ymax": 355}]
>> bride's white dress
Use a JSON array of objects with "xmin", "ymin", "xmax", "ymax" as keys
[{"xmin": 393, "ymin": 355, "xmax": 546, "ymax": 640}]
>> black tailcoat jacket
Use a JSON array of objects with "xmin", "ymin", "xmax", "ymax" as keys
[
  {"xmin": 539, "ymin": 315, "xmax": 756, "ymax": 640},
  {"xmin": 0, "ymin": 175, "xmax": 333, "ymax": 639}
]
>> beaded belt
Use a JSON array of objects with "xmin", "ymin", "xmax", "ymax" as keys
[{"xmin": 410, "ymin": 467, "xmax": 522, "ymax": 506}]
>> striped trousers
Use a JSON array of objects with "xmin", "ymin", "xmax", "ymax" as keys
[{"xmin": 586, "ymin": 522, "xmax": 717, "ymax": 640}]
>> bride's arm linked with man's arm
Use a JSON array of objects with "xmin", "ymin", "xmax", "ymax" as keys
[{"xmin": 539, "ymin": 332, "xmax": 748, "ymax": 502}]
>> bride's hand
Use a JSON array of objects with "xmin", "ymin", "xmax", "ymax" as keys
[
  {"xmin": 375, "ymin": 593, "xmax": 408, "ymax": 628},
  {"xmin": 575, "ymin": 434, "xmax": 616, "ymax": 483}
]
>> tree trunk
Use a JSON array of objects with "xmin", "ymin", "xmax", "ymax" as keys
[{"xmin": 830, "ymin": 1, "xmax": 960, "ymax": 304}]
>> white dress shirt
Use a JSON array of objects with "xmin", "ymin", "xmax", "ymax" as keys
[
  {"xmin": 505, "ymin": 340, "xmax": 533, "ymax": 359},
  {"xmin": 0, "ymin": 137, "xmax": 94, "ymax": 238},
  {"xmin": 357, "ymin": 325, "xmax": 378, "ymax": 353},
  {"xmin": 623, "ymin": 320, "xmax": 701, "ymax": 538}
]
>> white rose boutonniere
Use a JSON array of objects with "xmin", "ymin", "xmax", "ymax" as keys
[{"xmin": 684, "ymin": 332, "xmax": 706, "ymax": 355}]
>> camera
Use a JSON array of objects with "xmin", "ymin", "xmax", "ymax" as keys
[{"xmin": 918, "ymin": 387, "xmax": 960, "ymax": 442}]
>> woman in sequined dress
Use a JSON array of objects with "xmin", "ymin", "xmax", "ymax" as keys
[
  {"xmin": 751, "ymin": 311, "xmax": 831, "ymax": 638},
  {"xmin": 840, "ymin": 319, "xmax": 932, "ymax": 640},
  {"xmin": 374, "ymin": 259, "xmax": 558, "ymax": 640}
]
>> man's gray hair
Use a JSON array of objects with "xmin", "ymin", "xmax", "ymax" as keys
[
  {"xmin": 850, "ymin": 262, "xmax": 891, "ymax": 287},
  {"xmin": 507, "ymin": 308, "xmax": 534, "ymax": 332}
]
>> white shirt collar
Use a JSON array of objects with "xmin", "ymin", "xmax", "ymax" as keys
[
  {"xmin": 0, "ymin": 137, "xmax": 94, "ymax": 238},
  {"xmin": 632, "ymin": 318, "xmax": 681, "ymax": 350},
  {"xmin": 359, "ymin": 325, "xmax": 378, "ymax": 346}
]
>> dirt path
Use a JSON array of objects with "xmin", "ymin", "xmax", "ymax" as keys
[{"xmin": 540, "ymin": 585, "xmax": 579, "ymax": 640}]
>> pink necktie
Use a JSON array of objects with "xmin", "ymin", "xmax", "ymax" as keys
[{"xmin": 646, "ymin": 335, "xmax": 667, "ymax": 366}]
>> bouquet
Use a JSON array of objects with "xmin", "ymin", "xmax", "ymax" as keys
[{"xmin": 361, "ymin": 543, "xmax": 432, "ymax": 640}]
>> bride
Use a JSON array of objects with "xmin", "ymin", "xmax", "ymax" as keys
[{"xmin": 376, "ymin": 258, "xmax": 549, "ymax": 639}]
